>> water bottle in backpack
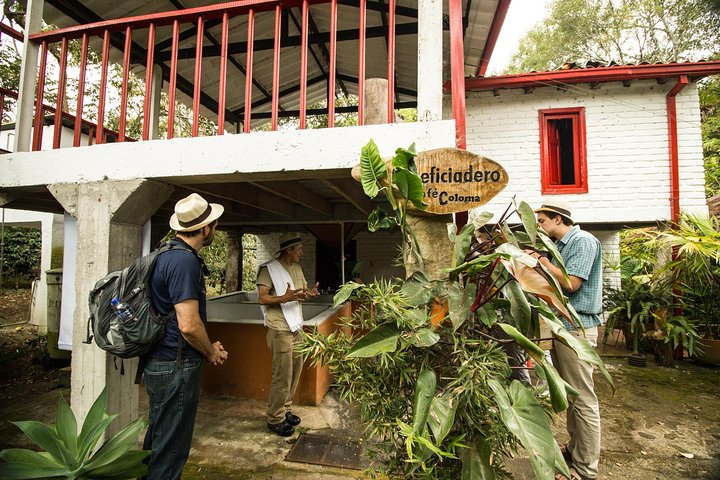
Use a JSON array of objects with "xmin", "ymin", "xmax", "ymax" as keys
[{"xmin": 107, "ymin": 298, "xmax": 134, "ymax": 346}]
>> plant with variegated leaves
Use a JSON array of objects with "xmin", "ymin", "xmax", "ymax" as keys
[{"xmin": 0, "ymin": 388, "xmax": 148, "ymax": 479}]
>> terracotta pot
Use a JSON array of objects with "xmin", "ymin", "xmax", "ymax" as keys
[{"xmin": 696, "ymin": 337, "xmax": 720, "ymax": 365}]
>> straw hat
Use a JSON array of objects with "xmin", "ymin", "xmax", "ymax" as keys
[
  {"xmin": 534, "ymin": 199, "xmax": 574, "ymax": 224},
  {"xmin": 275, "ymin": 232, "xmax": 307, "ymax": 256},
  {"xmin": 169, "ymin": 193, "xmax": 224, "ymax": 232}
]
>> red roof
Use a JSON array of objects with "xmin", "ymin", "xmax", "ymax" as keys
[{"xmin": 463, "ymin": 61, "xmax": 720, "ymax": 92}]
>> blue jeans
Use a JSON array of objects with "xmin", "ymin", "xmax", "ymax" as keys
[{"xmin": 143, "ymin": 357, "xmax": 202, "ymax": 480}]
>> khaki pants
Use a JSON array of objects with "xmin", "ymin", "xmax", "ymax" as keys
[
  {"xmin": 552, "ymin": 327, "xmax": 600, "ymax": 479},
  {"xmin": 266, "ymin": 328, "xmax": 303, "ymax": 424}
]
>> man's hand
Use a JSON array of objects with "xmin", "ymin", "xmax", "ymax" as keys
[
  {"xmin": 207, "ymin": 341, "xmax": 228, "ymax": 365},
  {"xmin": 282, "ymin": 283, "xmax": 308, "ymax": 302},
  {"xmin": 303, "ymin": 282, "xmax": 320, "ymax": 299}
]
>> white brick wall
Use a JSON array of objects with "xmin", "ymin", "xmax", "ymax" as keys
[{"xmin": 458, "ymin": 79, "xmax": 708, "ymax": 225}]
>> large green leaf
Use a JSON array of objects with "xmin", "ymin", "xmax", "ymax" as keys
[
  {"xmin": 0, "ymin": 449, "xmax": 64, "ymax": 469},
  {"xmin": 10, "ymin": 421, "xmax": 75, "ymax": 468},
  {"xmin": 544, "ymin": 320, "xmax": 615, "ymax": 391},
  {"xmin": 412, "ymin": 369, "xmax": 437, "ymax": 434},
  {"xmin": 391, "ymin": 143, "xmax": 417, "ymax": 171},
  {"xmin": 400, "ymin": 271, "xmax": 438, "ymax": 307},
  {"xmin": 451, "ymin": 223, "xmax": 476, "ymax": 269},
  {"xmin": 85, "ymin": 449, "xmax": 150, "ymax": 478},
  {"xmin": 516, "ymin": 200, "xmax": 538, "ymax": 248},
  {"xmin": 497, "ymin": 323, "xmax": 545, "ymax": 364},
  {"xmin": 448, "ymin": 282, "xmax": 477, "ymax": 332},
  {"xmin": 359, "ymin": 139, "xmax": 387, "ymax": 198},
  {"xmin": 393, "ymin": 167, "xmax": 427, "ymax": 209},
  {"xmin": 0, "ymin": 462, "xmax": 71, "ymax": 479},
  {"xmin": 476, "ymin": 303, "xmax": 498, "ymax": 328},
  {"xmin": 427, "ymin": 393, "xmax": 458, "ymax": 444},
  {"xmin": 536, "ymin": 231, "xmax": 571, "ymax": 285},
  {"xmin": 54, "ymin": 394, "xmax": 78, "ymax": 458},
  {"xmin": 367, "ymin": 207, "xmax": 397, "ymax": 232},
  {"xmin": 76, "ymin": 415, "xmax": 117, "ymax": 465},
  {"xmin": 78, "ymin": 388, "xmax": 110, "ymax": 459},
  {"xmin": 502, "ymin": 280, "xmax": 532, "ymax": 336},
  {"xmin": 333, "ymin": 281, "xmax": 362, "ymax": 307},
  {"xmin": 460, "ymin": 437, "xmax": 496, "ymax": 480},
  {"xmin": 347, "ymin": 324, "xmax": 400, "ymax": 358},
  {"xmin": 471, "ymin": 211, "xmax": 494, "ymax": 230},
  {"xmin": 408, "ymin": 328, "xmax": 440, "ymax": 348},
  {"xmin": 488, "ymin": 380, "xmax": 561, "ymax": 480},
  {"xmin": 82, "ymin": 417, "xmax": 147, "ymax": 472},
  {"xmin": 537, "ymin": 361, "xmax": 570, "ymax": 413}
]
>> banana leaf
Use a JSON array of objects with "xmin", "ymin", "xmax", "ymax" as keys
[{"xmin": 347, "ymin": 323, "xmax": 400, "ymax": 358}]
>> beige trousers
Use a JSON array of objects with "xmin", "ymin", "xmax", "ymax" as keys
[
  {"xmin": 552, "ymin": 327, "xmax": 600, "ymax": 479},
  {"xmin": 266, "ymin": 328, "xmax": 303, "ymax": 424}
]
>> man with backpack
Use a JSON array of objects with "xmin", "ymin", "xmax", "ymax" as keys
[{"xmin": 142, "ymin": 192, "xmax": 228, "ymax": 480}]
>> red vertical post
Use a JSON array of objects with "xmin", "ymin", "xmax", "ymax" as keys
[
  {"xmin": 167, "ymin": 19, "xmax": 180, "ymax": 139},
  {"xmin": 119, "ymin": 26, "xmax": 132, "ymax": 142},
  {"xmin": 0, "ymin": 93, "xmax": 4, "ymax": 136},
  {"xmin": 192, "ymin": 16, "xmax": 204, "ymax": 137},
  {"xmin": 217, "ymin": 12, "xmax": 229, "ymax": 135},
  {"xmin": 74, "ymin": 34, "xmax": 89, "ymax": 147},
  {"xmin": 96, "ymin": 30, "xmax": 110, "ymax": 144},
  {"xmin": 244, "ymin": 9, "xmax": 255, "ymax": 133},
  {"xmin": 32, "ymin": 40, "xmax": 48, "ymax": 151},
  {"xmin": 53, "ymin": 38, "xmax": 68, "ymax": 149},
  {"xmin": 299, "ymin": 0, "xmax": 309, "ymax": 129},
  {"xmin": 449, "ymin": 0, "xmax": 468, "ymax": 228},
  {"xmin": 143, "ymin": 23, "xmax": 156, "ymax": 141},
  {"xmin": 387, "ymin": 0, "xmax": 395, "ymax": 123},
  {"xmin": 327, "ymin": 0, "xmax": 337, "ymax": 128},
  {"xmin": 358, "ymin": 0, "xmax": 366, "ymax": 125},
  {"xmin": 271, "ymin": 5, "xmax": 282, "ymax": 131},
  {"xmin": 87, "ymin": 125, "xmax": 94, "ymax": 146}
]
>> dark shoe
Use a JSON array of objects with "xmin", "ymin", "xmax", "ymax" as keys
[
  {"xmin": 559, "ymin": 443, "xmax": 573, "ymax": 466},
  {"xmin": 267, "ymin": 421, "xmax": 294, "ymax": 437},
  {"xmin": 285, "ymin": 411, "xmax": 301, "ymax": 426}
]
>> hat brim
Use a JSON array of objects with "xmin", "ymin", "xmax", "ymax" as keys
[
  {"xmin": 274, "ymin": 239, "xmax": 308, "ymax": 256},
  {"xmin": 533, "ymin": 206, "xmax": 573, "ymax": 223},
  {"xmin": 169, "ymin": 203, "xmax": 224, "ymax": 232}
]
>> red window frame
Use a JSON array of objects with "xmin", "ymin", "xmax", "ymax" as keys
[{"xmin": 539, "ymin": 107, "xmax": 588, "ymax": 194}]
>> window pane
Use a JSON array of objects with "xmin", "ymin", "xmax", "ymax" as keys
[{"xmin": 549, "ymin": 118, "xmax": 575, "ymax": 185}]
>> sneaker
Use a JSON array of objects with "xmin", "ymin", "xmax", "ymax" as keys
[
  {"xmin": 267, "ymin": 421, "xmax": 294, "ymax": 437},
  {"xmin": 285, "ymin": 411, "xmax": 301, "ymax": 426}
]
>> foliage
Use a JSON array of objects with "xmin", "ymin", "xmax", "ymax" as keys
[
  {"xmin": 300, "ymin": 196, "xmax": 612, "ymax": 479},
  {"xmin": 509, "ymin": 0, "xmax": 718, "ymax": 73},
  {"xmin": 359, "ymin": 139, "xmax": 428, "ymax": 267},
  {"xmin": 241, "ymin": 233, "xmax": 258, "ymax": 292},
  {"xmin": 1, "ymin": 226, "xmax": 42, "ymax": 288},
  {"xmin": 0, "ymin": 388, "xmax": 149, "ymax": 479},
  {"xmin": 199, "ymin": 230, "xmax": 228, "ymax": 296},
  {"xmin": 701, "ymin": 73, "xmax": 720, "ymax": 198}
]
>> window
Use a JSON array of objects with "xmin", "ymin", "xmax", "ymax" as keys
[{"xmin": 539, "ymin": 107, "xmax": 587, "ymax": 194}]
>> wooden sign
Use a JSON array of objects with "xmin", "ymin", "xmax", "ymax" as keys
[{"xmin": 416, "ymin": 148, "xmax": 508, "ymax": 214}]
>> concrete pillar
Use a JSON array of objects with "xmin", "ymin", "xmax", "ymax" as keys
[
  {"xmin": 49, "ymin": 179, "xmax": 173, "ymax": 432},
  {"xmin": 149, "ymin": 66, "xmax": 163, "ymax": 140},
  {"xmin": 13, "ymin": 0, "xmax": 44, "ymax": 152},
  {"xmin": 225, "ymin": 230, "xmax": 242, "ymax": 293},
  {"xmin": 364, "ymin": 81, "xmax": 452, "ymax": 280},
  {"xmin": 417, "ymin": 0, "xmax": 443, "ymax": 121}
]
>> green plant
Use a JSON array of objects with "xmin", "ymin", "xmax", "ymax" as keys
[
  {"xmin": 663, "ymin": 315, "xmax": 702, "ymax": 358},
  {"xmin": 0, "ymin": 388, "xmax": 149, "ymax": 479},
  {"xmin": 300, "ymin": 178, "xmax": 613, "ymax": 478}
]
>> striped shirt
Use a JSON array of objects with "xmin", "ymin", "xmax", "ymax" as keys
[{"xmin": 553, "ymin": 225, "xmax": 603, "ymax": 330}]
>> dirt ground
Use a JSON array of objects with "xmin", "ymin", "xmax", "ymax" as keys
[{"xmin": 1, "ymin": 288, "xmax": 719, "ymax": 479}]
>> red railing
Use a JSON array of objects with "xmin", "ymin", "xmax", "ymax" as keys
[{"xmin": 26, "ymin": 0, "xmax": 428, "ymax": 151}]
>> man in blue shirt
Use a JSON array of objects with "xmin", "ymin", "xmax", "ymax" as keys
[
  {"xmin": 530, "ymin": 200, "xmax": 602, "ymax": 480},
  {"xmin": 143, "ymin": 193, "xmax": 228, "ymax": 480}
]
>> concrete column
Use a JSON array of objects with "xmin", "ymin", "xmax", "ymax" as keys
[
  {"xmin": 364, "ymin": 81, "xmax": 452, "ymax": 280},
  {"xmin": 225, "ymin": 230, "xmax": 242, "ymax": 293},
  {"xmin": 13, "ymin": 0, "xmax": 44, "ymax": 152},
  {"xmin": 49, "ymin": 179, "xmax": 173, "ymax": 432},
  {"xmin": 149, "ymin": 66, "xmax": 163, "ymax": 140},
  {"xmin": 417, "ymin": 0, "xmax": 443, "ymax": 121}
]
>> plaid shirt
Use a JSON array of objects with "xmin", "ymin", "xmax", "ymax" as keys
[{"xmin": 553, "ymin": 225, "xmax": 603, "ymax": 330}]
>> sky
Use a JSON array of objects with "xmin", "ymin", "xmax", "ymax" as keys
[{"xmin": 485, "ymin": 0, "xmax": 550, "ymax": 75}]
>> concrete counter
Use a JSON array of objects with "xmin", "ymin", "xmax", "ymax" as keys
[{"xmin": 200, "ymin": 291, "xmax": 349, "ymax": 406}]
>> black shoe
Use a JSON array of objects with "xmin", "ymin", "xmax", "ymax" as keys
[
  {"xmin": 267, "ymin": 421, "xmax": 294, "ymax": 437},
  {"xmin": 285, "ymin": 411, "xmax": 301, "ymax": 426}
]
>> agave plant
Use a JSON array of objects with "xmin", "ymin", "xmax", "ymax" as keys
[
  {"xmin": 0, "ymin": 388, "xmax": 148, "ymax": 479},
  {"xmin": 300, "ymin": 140, "xmax": 613, "ymax": 480}
]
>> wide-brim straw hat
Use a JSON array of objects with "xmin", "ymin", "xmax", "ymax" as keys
[
  {"xmin": 534, "ymin": 199, "xmax": 574, "ymax": 224},
  {"xmin": 275, "ymin": 232, "xmax": 308, "ymax": 256},
  {"xmin": 169, "ymin": 193, "xmax": 224, "ymax": 232}
]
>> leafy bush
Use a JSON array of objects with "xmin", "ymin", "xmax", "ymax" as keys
[{"xmin": 1, "ymin": 227, "xmax": 42, "ymax": 288}]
